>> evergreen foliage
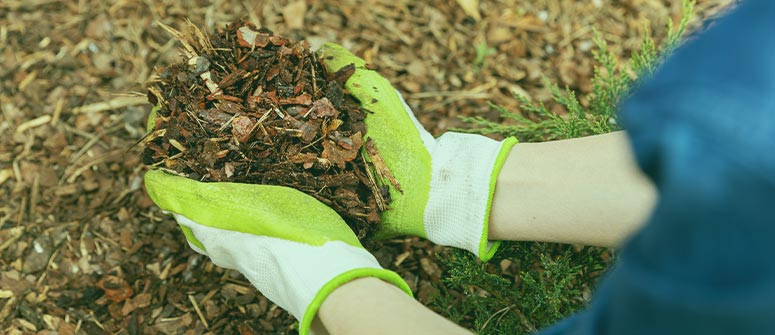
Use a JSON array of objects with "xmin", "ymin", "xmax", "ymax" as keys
[
  {"xmin": 436, "ymin": 2, "xmax": 695, "ymax": 333},
  {"xmin": 458, "ymin": 0, "xmax": 693, "ymax": 142}
]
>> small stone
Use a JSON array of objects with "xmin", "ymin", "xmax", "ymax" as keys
[
  {"xmin": 22, "ymin": 234, "xmax": 52, "ymax": 273},
  {"xmin": 537, "ymin": 10, "xmax": 549, "ymax": 22}
]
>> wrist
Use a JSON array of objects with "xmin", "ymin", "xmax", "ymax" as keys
[
  {"xmin": 319, "ymin": 276, "xmax": 472, "ymax": 335},
  {"xmin": 300, "ymin": 268, "xmax": 411, "ymax": 335},
  {"xmin": 318, "ymin": 277, "xmax": 405, "ymax": 335}
]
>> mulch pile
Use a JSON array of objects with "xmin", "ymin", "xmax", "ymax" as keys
[
  {"xmin": 0, "ymin": 1, "xmax": 732, "ymax": 334},
  {"xmin": 142, "ymin": 22, "xmax": 397, "ymax": 238}
]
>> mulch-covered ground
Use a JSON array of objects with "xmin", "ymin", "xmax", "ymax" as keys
[{"xmin": 0, "ymin": 0, "xmax": 732, "ymax": 334}]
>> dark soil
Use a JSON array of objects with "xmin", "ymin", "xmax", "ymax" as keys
[{"xmin": 141, "ymin": 22, "xmax": 396, "ymax": 239}]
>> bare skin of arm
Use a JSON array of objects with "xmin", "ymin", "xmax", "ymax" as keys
[
  {"xmin": 313, "ymin": 131, "xmax": 655, "ymax": 334},
  {"xmin": 489, "ymin": 131, "xmax": 656, "ymax": 247},
  {"xmin": 313, "ymin": 277, "xmax": 472, "ymax": 335}
]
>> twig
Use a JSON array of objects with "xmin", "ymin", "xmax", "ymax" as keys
[
  {"xmin": 480, "ymin": 304, "xmax": 516, "ymax": 331},
  {"xmin": 302, "ymin": 105, "xmax": 317, "ymax": 118},
  {"xmin": 69, "ymin": 133, "xmax": 102, "ymax": 163},
  {"xmin": 188, "ymin": 294, "xmax": 209, "ymax": 329},
  {"xmin": 310, "ymin": 54, "xmax": 318, "ymax": 94},
  {"xmin": 186, "ymin": 18, "xmax": 214, "ymax": 54},
  {"xmin": 300, "ymin": 136, "xmax": 324, "ymax": 150},
  {"xmin": 71, "ymin": 96, "xmax": 147, "ymax": 114},
  {"xmin": 242, "ymin": 111, "xmax": 270, "ymax": 140},
  {"xmin": 364, "ymin": 139, "xmax": 402, "ymax": 192},
  {"xmin": 156, "ymin": 20, "xmax": 197, "ymax": 57},
  {"xmin": 198, "ymin": 289, "xmax": 219, "ymax": 306},
  {"xmin": 65, "ymin": 150, "xmax": 123, "ymax": 183},
  {"xmin": 168, "ymin": 139, "xmax": 187, "ymax": 152},
  {"xmin": 87, "ymin": 311, "xmax": 105, "ymax": 330},
  {"xmin": 29, "ymin": 174, "xmax": 39, "ymax": 219},
  {"xmin": 36, "ymin": 248, "xmax": 60, "ymax": 287},
  {"xmin": 218, "ymin": 113, "xmax": 241, "ymax": 132},
  {"xmin": 0, "ymin": 227, "xmax": 23, "ymax": 253},
  {"xmin": 51, "ymin": 95, "xmax": 64, "ymax": 126},
  {"xmin": 15, "ymin": 115, "xmax": 51, "ymax": 132},
  {"xmin": 361, "ymin": 151, "xmax": 387, "ymax": 211},
  {"xmin": 0, "ymin": 296, "xmax": 16, "ymax": 323}
]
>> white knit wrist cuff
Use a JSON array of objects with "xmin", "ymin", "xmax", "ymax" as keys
[{"xmin": 424, "ymin": 132, "xmax": 516, "ymax": 261}]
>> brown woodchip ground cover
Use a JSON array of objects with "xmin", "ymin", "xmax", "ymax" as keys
[{"xmin": 0, "ymin": 1, "xmax": 731, "ymax": 334}]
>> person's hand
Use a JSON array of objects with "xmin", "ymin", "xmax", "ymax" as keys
[
  {"xmin": 143, "ymin": 111, "xmax": 410, "ymax": 335},
  {"xmin": 318, "ymin": 44, "xmax": 517, "ymax": 261}
]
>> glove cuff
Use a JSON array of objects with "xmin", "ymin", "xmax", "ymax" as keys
[{"xmin": 424, "ymin": 133, "xmax": 518, "ymax": 261}]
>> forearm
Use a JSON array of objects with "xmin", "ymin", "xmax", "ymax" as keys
[
  {"xmin": 316, "ymin": 278, "xmax": 472, "ymax": 335},
  {"xmin": 489, "ymin": 131, "xmax": 656, "ymax": 247}
]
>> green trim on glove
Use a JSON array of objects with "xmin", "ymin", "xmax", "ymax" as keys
[
  {"xmin": 299, "ymin": 268, "xmax": 413, "ymax": 335},
  {"xmin": 144, "ymin": 170, "xmax": 362, "ymax": 248},
  {"xmin": 178, "ymin": 224, "xmax": 206, "ymax": 250},
  {"xmin": 319, "ymin": 43, "xmax": 432, "ymax": 238},
  {"xmin": 478, "ymin": 137, "xmax": 519, "ymax": 262}
]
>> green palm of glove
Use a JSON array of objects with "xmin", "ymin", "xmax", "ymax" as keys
[
  {"xmin": 145, "ymin": 169, "xmax": 360, "ymax": 249},
  {"xmin": 318, "ymin": 43, "xmax": 432, "ymax": 239}
]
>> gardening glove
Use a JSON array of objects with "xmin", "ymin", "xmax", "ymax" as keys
[
  {"xmin": 143, "ymin": 111, "xmax": 411, "ymax": 335},
  {"xmin": 319, "ymin": 43, "xmax": 518, "ymax": 262}
]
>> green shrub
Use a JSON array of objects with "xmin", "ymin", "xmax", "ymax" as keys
[
  {"xmin": 436, "ymin": 1, "xmax": 695, "ymax": 333},
  {"xmin": 459, "ymin": 0, "xmax": 693, "ymax": 142}
]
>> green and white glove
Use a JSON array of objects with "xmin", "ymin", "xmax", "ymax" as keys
[
  {"xmin": 144, "ymin": 171, "xmax": 410, "ymax": 334},
  {"xmin": 144, "ymin": 120, "xmax": 410, "ymax": 335},
  {"xmin": 319, "ymin": 44, "xmax": 517, "ymax": 262}
]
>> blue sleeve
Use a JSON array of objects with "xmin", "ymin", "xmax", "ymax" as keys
[{"xmin": 540, "ymin": 1, "xmax": 775, "ymax": 334}]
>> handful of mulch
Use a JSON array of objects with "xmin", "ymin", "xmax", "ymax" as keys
[{"xmin": 141, "ymin": 21, "xmax": 398, "ymax": 239}]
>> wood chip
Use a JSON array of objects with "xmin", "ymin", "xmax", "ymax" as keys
[
  {"xmin": 365, "ymin": 138, "xmax": 402, "ymax": 193},
  {"xmin": 71, "ymin": 96, "xmax": 147, "ymax": 114},
  {"xmin": 15, "ymin": 115, "xmax": 51, "ymax": 132}
]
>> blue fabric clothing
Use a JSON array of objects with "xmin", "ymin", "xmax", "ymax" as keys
[{"xmin": 541, "ymin": 1, "xmax": 775, "ymax": 334}]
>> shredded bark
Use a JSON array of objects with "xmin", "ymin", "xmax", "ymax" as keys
[{"xmin": 141, "ymin": 21, "xmax": 393, "ymax": 238}]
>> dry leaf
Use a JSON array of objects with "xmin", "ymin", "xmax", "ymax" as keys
[
  {"xmin": 236, "ymin": 26, "xmax": 269, "ymax": 47},
  {"xmin": 224, "ymin": 162, "xmax": 236, "ymax": 177},
  {"xmin": 455, "ymin": 0, "xmax": 481, "ymax": 21},
  {"xmin": 310, "ymin": 97, "xmax": 338, "ymax": 119},
  {"xmin": 321, "ymin": 135, "xmax": 359, "ymax": 170},
  {"xmin": 96, "ymin": 275, "xmax": 133, "ymax": 303},
  {"xmin": 322, "ymin": 119, "xmax": 343, "ymax": 136}
]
